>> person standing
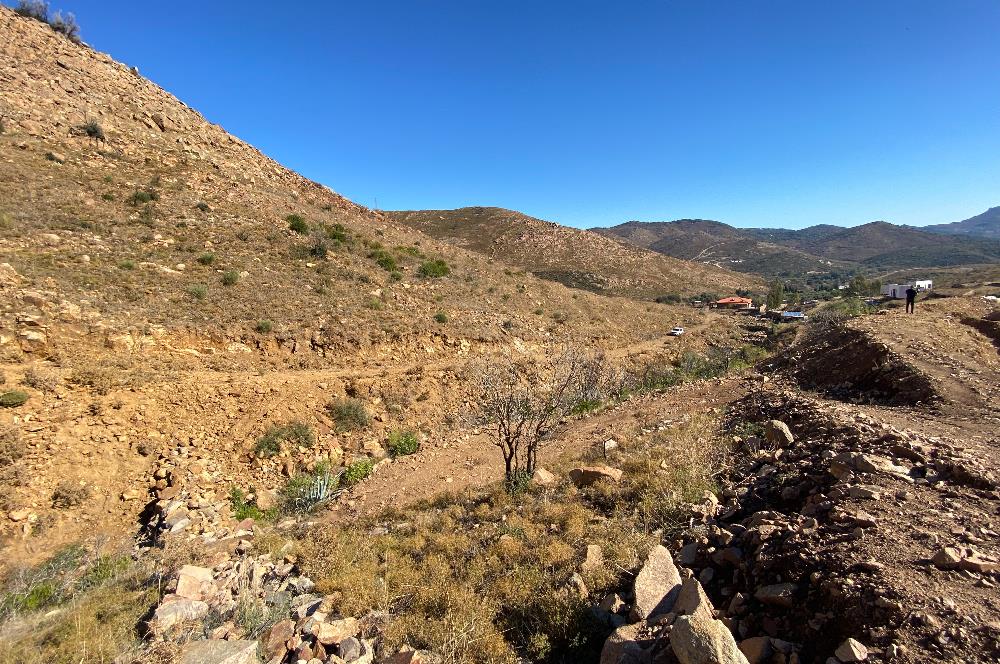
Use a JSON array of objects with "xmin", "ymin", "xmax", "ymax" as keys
[{"xmin": 905, "ymin": 286, "xmax": 917, "ymax": 314}]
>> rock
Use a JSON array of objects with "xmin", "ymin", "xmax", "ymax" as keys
[
  {"xmin": 631, "ymin": 545, "xmax": 682, "ymax": 620},
  {"xmin": 834, "ymin": 638, "xmax": 868, "ymax": 662},
  {"xmin": 316, "ymin": 616, "xmax": 360, "ymax": 645},
  {"xmin": 18, "ymin": 329, "xmax": 47, "ymax": 352},
  {"xmin": 569, "ymin": 465, "xmax": 623, "ymax": 487},
  {"xmin": 532, "ymin": 467, "xmax": 557, "ymax": 487},
  {"xmin": 764, "ymin": 420, "xmax": 794, "ymax": 447},
  {"xmin": 8, "ymin": 508, "xmax": 31, "ymax": 522},
  {"xmin": 175, "ymin": 565, "xmax": 214, "ymax": 601},
  {"xmin": 582, "ymin": 544, "xmax": 604, "ymax": 574},
  {"xmin": 959, "ymin": 552, "xmax": 1000, "ymax": 574},
  {"xmin": 339, "ymin": 636, "xmax": 362, "ymax": 661},
  {"xmin": 753, "ymin": 583, "xmax": 798, "ymax": 608},
  {"xmin": 848, "ymin": 485, "xmax": 881, "ymax": 500},
  {"xmin": 931, "ymin": 546, "xmax": 962, "ymax": 570},
  {"xmin": 600, "ymin": 622, "xmax": 654, "ymax": 664},
  {"xmin": 265, "ymin": 618, "xmax": 295, "ymax": 656},
  {"xmin": 671, "ymin": 613, "xmax": 749, "ymax": 664},
  {"xmin": 150, "ymin": 598, "xmax": 209, "ymax": 633},
  {"xmin": 674, "ymin": 577, "xmax": 714, "ymax": 621},
  {"xmin": 739, "ymin": 636, "xmax": 773, "ymax": 664},
  {"xmin": 604, "ymin": 439, "xmax": 619, "ymax": 453},
  {"xmin": 678, "ymin": 542, "xmax": 699, "ymax": 566},
  {"xmin": 179, "ymin": 639, "xmax": 260, "ymax": 664}
]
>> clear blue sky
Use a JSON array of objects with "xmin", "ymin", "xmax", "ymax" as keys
[{"xmin": 23, "ymin": 0, "xmax": 1000, "ymax": 229}]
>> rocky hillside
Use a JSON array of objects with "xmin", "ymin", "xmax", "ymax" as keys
[{"xmin": 387, "ymin": 207, "xmax": 761, "ymax": 299}]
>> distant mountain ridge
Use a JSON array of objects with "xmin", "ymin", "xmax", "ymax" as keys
[
  {"xmin": 920, "ymin": 206, "xmax": 1000, "ymax": 240},
  {"xmin": 594, "ymin": 210, "xmax": 1000, "ymax": 279}
]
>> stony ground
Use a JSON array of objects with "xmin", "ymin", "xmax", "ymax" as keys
[{"xmin": 1, "ymin": 6, "xmax": 999, "ymax": 664}]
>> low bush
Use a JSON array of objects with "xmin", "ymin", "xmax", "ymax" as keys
[
  {"xmin": 49, "ymin": 10, "xmax": 79, "ymax": 40},
  {"xmin": 195, "ymin": 201, "xmax": 210, "ymax": 212},
  {"xmin": 387, "ymin": 430, "xmax": 419, "ymax": 457},
  {"xmin": 0, "ymin": 428, "xmax": 25, "ymax": 467},
  {"xmin": 254, "ymin": 421, "xmax": 315, "ymax": 458},
  {"xmin": 255, "ymin": 319, "xmax": 273, "ymax": 333},
  {"xmin": 22, "ymin": 367, "xmax": 57, "ymax": 393},
  {"xmin": 126, "ymin": 189, "xmax": 158, "ymax": 206},
  {"xmin": 280, "ymin": 461, "xmax": 342, "ymax": 513},
  {"xmin": 418, "ymin": 259, "xmax": 450, "ymax": 278},
  {"xmin": 287, "ymin": 214, "xmax": 308, "ymax": 234},
  {"xmin": 197, "ymin": 252, "xmax": 215, "ymax": 265},
  {"xmin": 327, "ymin": 398, "xmax": 370, "ymax": 432},
  {"xmin": 0, "ymin": 391, "xmax": 28, "ymax": 408},
  {"xmin": 228, "ymin": 486, "xmax": 267, "ymax": 521},
  {"xmin": 186, "ymin": 283, "xmax": 207, "ymax": 300},
  {"xmin": 368, "ymin": 247, "xmax": 397, "ymax": 272},
  {"xmin": 433, "ymin": 311, "xmax": 448, "ymax": 324},
  {"xmin": 51, "ymin": 481, "xmax": 89, "ymax": 508},
  {"xmin": 14, "ymin": 1, "xmax": 47, "ymax": 21},
  {"xmin": 78, "ymin": 119, "xmax": 103, "ymax": 141},
  {"xmin": 341, "ymin": 458, "xmax": 375, "ymax": 486},
  {"xmin": 101, "ymin": 192, "xmax": 115, "ymax": 201},
  {"xmin": 222, "ymin": 270, "xmax": 239, "ymax": 286},
  {"xmin": 117, "ymin": 259, "xmax": 135, "ymax": 270}
]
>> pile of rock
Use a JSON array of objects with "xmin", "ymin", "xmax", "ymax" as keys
[{"xmin": 146, "ymin": 549, "xmax": 440, "ymax": 664}]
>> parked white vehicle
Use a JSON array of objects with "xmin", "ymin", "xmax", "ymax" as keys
[{"xmin": 669, "ymin": 327, "xmax": 685, "ymax": 336}]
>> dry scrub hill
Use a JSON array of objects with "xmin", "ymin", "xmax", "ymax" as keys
[
  {"xmin": 388, "ymin": 207, "xmax": 761, "ymax": 299},
  {"xmin": 0, "ymin": 7, "xmax": 754, "ymax": 568}
]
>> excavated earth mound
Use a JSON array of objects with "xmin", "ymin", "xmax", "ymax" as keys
[{"xmin": 766, "ymin": 326, "xmax": 939, "ymax": 407}]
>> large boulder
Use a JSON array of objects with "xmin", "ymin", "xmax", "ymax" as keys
[
  {"xmin": 671, "ymin": 613, "xmax": 749, "ymax": 664},
  {"xmin": 631, "ymin": 545, "xmax": 682, "ymax": 620},
  {"xmin": 600, "ymin": 622, "xmax": 655, "ymax": 664},
  {"xmin": 179, "ymin": 639, "xmax": 259, "ymax": 664},
  {"xmin": 149, "ymin": 598, "xmax": 209, "ymax": 634},
  {"xmin": 569, "ymin": 465, "xmax": 623, "ymax": 487},
  {"xmin": 674, "ymin": 577, "xmax": 714, "ymax": 621},
  {"xmin": 764, "ymin": 420, "xmax": 794, "ymax": 447}
]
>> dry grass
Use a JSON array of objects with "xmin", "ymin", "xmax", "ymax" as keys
[{"xmin": 297, "ymin": 413, "xmax": 728, "ymax": 663}]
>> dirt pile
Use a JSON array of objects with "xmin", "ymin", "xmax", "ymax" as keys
[{"xmin": 767, "ymin": 326, "xmax": 939, "ymax": 406}]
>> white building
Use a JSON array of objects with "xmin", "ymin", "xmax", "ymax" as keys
[
  {"xmin": 882, "ymin": 281, "xmax": 932, "ymax": 299},
  {"xmin": 882, "ymin": 283, "xmax": 911, "ymax": 299}
]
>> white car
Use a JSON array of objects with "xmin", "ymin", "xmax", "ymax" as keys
[{"xmin": 668, "ymin": 327, "xmax": 685, "ymax": 336}]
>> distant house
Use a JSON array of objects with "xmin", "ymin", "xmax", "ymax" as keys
[
  {"xmin": 882, "ymin": 283, "xmax": 910, "ymax": 299},
  {"xmin": 882, "ymin": 281, "xmax": 932, "ymax": 299},
  {"xmin": 714, "ymin": 297, "xmax": 753, "ymax": 310},
  {"xmin": 780, "ymin": 311, "xmax": 808, "ymax": 322}
]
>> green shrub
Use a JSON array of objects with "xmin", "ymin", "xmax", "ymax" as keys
[
  {"xmin": 186, "ymin": 284, "xmax": 207, "ymax": 300},
  {"xmin": 287, "ymin": 214, "xmax": 308, "ymax": 234},
  {"xmin": 228, "ymin": 486, "xmax": 266, "ymax": 521},
  {"xmin": 254, "ymin": 421, "xmax": 315, "ymax": 458},
  {"xmin": 195, "ymin": 201, "xmax": 210, "ymax": 212},
  {"xmin": 280, "ymin": 461, "xmax": 342, "ymax": 513},
  {"xmin": 310, "ymin": 238, "xmax": 328, "ymax": 258},
  {"xmin": 44, "ymin": 152, "xmax": 64, "ymax": 164},
  {"xmin": 222, "ymin": 270, "xmax": 239, "ymax": 286},
  {"xmin": 197, "ymin": 252, "xmax": 215, "ymax": 265},
  {"xmin": 78, "ymin": 119, "xmax": 104, "ymax": 141},
  {"xmin": 0, "ymin": 391, "xmax": 28, "ymax": 408},
  {"xmin": 327, "ymin": 398, "xmax": 370, "ymax": 432},
  {"xmin": 433, "ymin": 312, "xmax": 448, "ymax": 324},
  {"xmin": 418, "ymin": 259, "xmax": 450, "ymax": 278},
  {"xmin": 366, "ymin": 298, "xmax": 383, "ymax": 310},
  {"xmin": 387, "ymin": 430, "xmax": 419, "ymax": 457},
  {"xmin": 101, "ymin": 193, "xmax": 115, "ymax": 202},
  {"xmin": 342, "ymin": 458, "xmax": 375, "ymax": 486},
  {"xmin": 49, "ymin": 10, "xmax": 79, "ymax": 41},
  {"xmin": 389, "ymin": 271, "xmax": 403, "ymax": 282},
  {"xmin": 126, "ymin": 189, "xmax": 158, "ymax": 206},
  {"xmin": 255, "ymin": 320, "xmax": 273, "ymax": 333}
]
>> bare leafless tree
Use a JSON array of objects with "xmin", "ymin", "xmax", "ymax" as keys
[{"xmin": 472, "ymin": 348, "xmax": 606, "ymax": 490}]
